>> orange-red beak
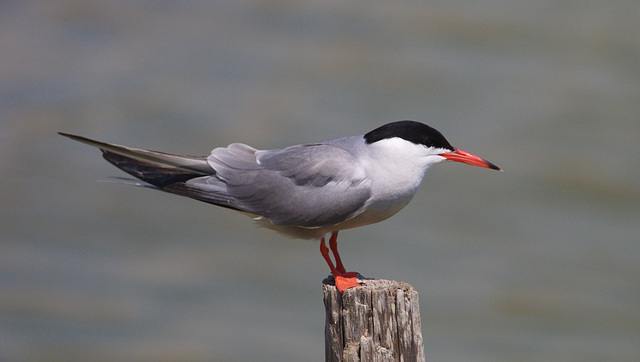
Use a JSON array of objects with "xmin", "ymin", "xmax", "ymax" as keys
[{"xmin": 440, "ymin": 148, "xmax": 502, "ymax": 171}]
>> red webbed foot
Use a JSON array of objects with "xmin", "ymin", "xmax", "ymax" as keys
[{"xmin": 334, "ymin": 272, "xmax": 361, "ymax": 292}]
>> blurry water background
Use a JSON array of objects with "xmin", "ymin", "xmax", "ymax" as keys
[{"xmin": 1, "ymin": 1, "xmax": 639, "ymax": 360}]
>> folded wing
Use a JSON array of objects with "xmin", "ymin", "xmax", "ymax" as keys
[{"xmin": 207, "ymin": 142, "xmax": 372, "ymax": 227}]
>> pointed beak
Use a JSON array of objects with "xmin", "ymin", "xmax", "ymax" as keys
[{"xmin": 440, "ymin": 148, "xmax": 502, "ymax": 171}]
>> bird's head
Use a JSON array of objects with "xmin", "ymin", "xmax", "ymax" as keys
[{"xmin": 364, "ymin": 120, "xmax": 502, "ymax": 171}]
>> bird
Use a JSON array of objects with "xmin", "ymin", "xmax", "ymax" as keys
[{"xmin": 59, "ymin": 120, "xmax": 501, "ymax": 292}]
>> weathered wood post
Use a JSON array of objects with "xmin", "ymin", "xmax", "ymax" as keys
[{"xmin": 323, "ymin": 276, "xmax": 425, "ymax": 362}]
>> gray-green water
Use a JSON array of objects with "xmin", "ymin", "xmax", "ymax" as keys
[{"xmin": 2, "ymin": 2, "xmax": 639, "ymax": 360}]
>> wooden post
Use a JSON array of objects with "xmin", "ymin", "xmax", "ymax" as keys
[{"xmin": 323, "ymin": 276, "xmax": 425, "ymax": 362}]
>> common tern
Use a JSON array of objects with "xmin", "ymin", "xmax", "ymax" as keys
[{"xmin": 60, "ymin": 120, "xmax": 501, "ymax": 292}]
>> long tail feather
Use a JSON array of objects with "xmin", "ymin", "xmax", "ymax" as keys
[
  {"xmin": 58, "ymin": 132, "xmax": 213, "ymax": 175},
  {"xmin": 59, "ymin": 132, "xmax": 245, "ymax": 211}
]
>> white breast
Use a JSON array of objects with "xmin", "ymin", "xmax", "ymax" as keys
[{"xmin": 327, "ymin": 137, "xmax": 444, "ymax": 231}]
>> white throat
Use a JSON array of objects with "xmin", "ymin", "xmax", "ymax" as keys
[{"xmin": 361, "ymin": 137, "xmax": 445, "ymax": 203}]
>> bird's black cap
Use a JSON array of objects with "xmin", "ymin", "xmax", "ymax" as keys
[{"xmin": 364, "ymin": 120, "xmax": 455, "ymax": 151}]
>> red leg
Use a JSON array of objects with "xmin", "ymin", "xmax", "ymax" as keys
[
  {"xmin": 320, "ymin": 236, "xmax": 338, "ymax": 276},
  {"xmin": 329, "ymin": 231, "xmax": 346, "ymax": 274},
  {"xmin": 322, "ymin": 231, "xmax": 360, "ymax": 293}
]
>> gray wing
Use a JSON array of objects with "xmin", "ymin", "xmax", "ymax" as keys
[{"xmin": 206, "ymin": 142, "xmax": 372, "ymax": 227}]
